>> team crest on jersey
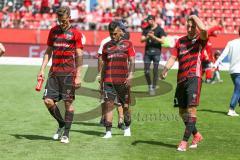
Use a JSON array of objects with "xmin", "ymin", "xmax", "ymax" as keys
[
  {"xmin": 191, "ymin": 38, "xmax": 197, "ymax": 44},
  {"xmin": 66, "ymin": 34, "xmax": 73, "ymax": 40},
  {"xmin": 66, "ymin": 89, "xmax": 71, "ymax": 94}
]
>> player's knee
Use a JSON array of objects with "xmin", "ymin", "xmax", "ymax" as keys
[
  {"xmin": 182, "ymin": 113, "xmax": 189, "ymax": 122},
  {"xmin": 144, "ymin": 69, "xmax": 150, "ymax": 75},
  {"xmin": 44, "ymin": 99, "xmax": 55, "ymax": 108},
  {"xmin": 187, "ymin": 106, "xmax": 197, "ymax": 117},
  {"xmin": 64, "ymin": 101, "xmax": 74, "ymax": 112},
  {"xmin": 105, "ymin": 100, "xmax": 114, "ymax": 108}
]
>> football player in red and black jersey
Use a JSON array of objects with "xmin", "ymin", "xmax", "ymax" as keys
[
  {"xmin": 160, "ymin": 15, "xmax": 208, "ymax": 151},
  {"xmin": 201, "ymin": 26, "xmax": 222, "ymax": 83},
  {"xmin": 37, "ymin": 6, "xmax": 83, "ymax": 143},
  {"xmin": 98, "ymin": 20, "xmax": 130, "ymax": 129},
  {"xmin": 101, "ymin": 21, "xmax": 135, "ymax": 138}
]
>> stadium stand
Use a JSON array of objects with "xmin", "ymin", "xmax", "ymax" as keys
[{"xmin": 0, "ymin": 0, "xmax": 239, "ymax": 33}]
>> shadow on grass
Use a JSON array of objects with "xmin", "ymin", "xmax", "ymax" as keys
[
  {"xmin": 73, "ymin": 122, "xmax": 117, "ymax": 129},
  {"xmin": 132, "ymin": 140, "xmax": 176, "ymax": 149},
  {"xmin": 71, "ymin": 129, "xmax": 103, "ymax": 136},
  {"xmin": 11, "ymin": 134, "xmax": 52, "ymax": 141},
  {"xmin": 198, "ymin": 109, "xmax": 226, "ymax": 115},
  {"xmin": 71, "ymin": 129, "xmax": 122, "ymax": 136},
  {"xmin": 73, "ymin": 122, "xmax": 102, "ymax": 127}
]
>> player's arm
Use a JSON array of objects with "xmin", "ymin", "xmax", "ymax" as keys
[
  {"xmin": 125, "ymin": 43, "xmax": 135, "ymax": 86},
  {"xmin": 149, "ymin": 34, "xmax": 166, "ymax": 44},
  {"xmin": 38, "ymin": 46, "xmax": 53, "ymax": 79},
  {"xmin": 141, "ymin": 30, "xmax": 150, "ymax": 43},
  {"xmin": 125, "ymin": 56, "xmax": 135, "ymax": 87},
  {"xmin": 97, "ymin": 41, "xmax": 105, "ymax": 82},
  {"xmin": 148, "ymin": 29, "xmax": 166, "ymax": 44},
  {"xmin": 190, "ymin": 15, "xmax": 208, "ymax": 40},
  {"xmin": 141, "ymin": 35, "xmax": 149, "ymax": 43},
  {"xmin": 160, "ymin": 55, "xmax": 177, "ymax": 80},
  {"xmin": 75, "ymin": 48, "xmax": 83, "ymax": 88},
  {"xmin": 214, "ymin": 43, "xmax": 229, "ymax": 68},
  {"xmin": 99, "ymin": 59, "xmax": 107, "ymax": 93},
  {"xmin": 98, "ymin": 55, "xmax": 103, "ymax": 73}
]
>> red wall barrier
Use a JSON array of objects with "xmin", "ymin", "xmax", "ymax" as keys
[
  {"xmin": 0, "ymin": 29, "xmax": 238, "ymax": 47},
  {"xmin": 0, "ymin": 29, "xmax": 238, "ymax": 59}
]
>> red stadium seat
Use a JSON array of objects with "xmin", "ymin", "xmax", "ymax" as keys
[
  {"xmin": 212, "ymin": 1, "xmax": 221, "ymax": 9},
  {"xmin": 213, "ymin": 9, "xmax": 222, "ymax": 18},
  {"xmin": 24, "ymin": 12, "xmax": 33, "ymax": 21},
  {"xmin": 42, "ymin": 13, "xmax": 50, "ymax": 19},
  {"xmin": 225, "ymin": 25, "xmax": 234, "ymax": 33},
  {"xmin": 232, "ymin": 10, "xmax": 240, "ymax": 17},
  {"xmin": 222, "ymin": 1, "xmax": 231, "ymax": 9},
  {"xmin": 34, "ymin": 13, "xmax": 42, "ymax": 21},
  {"xmin": 224, "ymin": 17, "xmax": 232, "ymax": 25},
  {"xmin": 202, "ymin": 1, "xmax": 212, "ymax": 9},
  {"xmin": 223, "ymin": 9, "xmax": 232, "ymax": 17},
  {"xmin": 232, "ymin": 1, "xmax": 239, "ymax": 9},
  {"xmin": 236, "ymin": 18, "xmax": 240, "ymax": 25},
  {"xmin": 204, "ymin": 9, "xmax": 213, "ymax": 17}
]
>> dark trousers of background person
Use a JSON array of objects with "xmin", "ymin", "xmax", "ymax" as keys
[
  {"xmin": 230, "ymin": 73, "xmax": 240, "ymax": 110},
  {"xmin": 144, "ymin": 53, "xmax": 160, "ymax": 89}
]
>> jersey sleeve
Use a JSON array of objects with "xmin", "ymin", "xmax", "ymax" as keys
[
  {"xmin": 101, "ymin": 44, "xmax": 107, "ymax": 62},
  {"xmin": 98, "ymin": 41, "xmax": 105, "ymax": 55},
  {"xmin": 172, "ymin": 39, "xmax": 179, "ymax": 57},
  {"xmin": 128, "ymin": 41, "xmax": 136, "ymax": 57},
  {"xmin": 47, "ymin": 28, "xmax": 54, "ymax": 47},
  {"xmin": 75, "ymin": 30, "xmax": 83, "ymax": 49},
  {"xmin": 158, "ymin": 27, "xmax": 167, "ymax": 37}
]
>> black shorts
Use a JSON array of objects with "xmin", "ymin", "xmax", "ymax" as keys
[
  {"xmin": 103, "ymin": 82, "xmax": 130, "ymax": 106},
  {"xmin": 174, "ymin": 77, "xmax": 202, "ymax": 108},
  {"xmin": 43, "ymin": 74, "xmax": 75, "ymax": 102},
  {"xmin": 202, "ymin": 61, "xmax": 211, "ymax": 71}
]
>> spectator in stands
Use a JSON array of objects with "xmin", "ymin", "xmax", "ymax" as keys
[
  {"xmin": 165, "ymin": 0, "xmax": 175, "ymax": 26},
  {"xmin": 0, "ymin": 0, "xmax": 237, "ymax": 33},
  {"xmin": 40, "ymin": 0, "xmax": 50, "ymax": 13}
]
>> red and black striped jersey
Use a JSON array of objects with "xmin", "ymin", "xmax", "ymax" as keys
[
  {"xmin": 172, "ymin": 35, "xmax": 207, "ymax": 83},
  {"xmin": 102, "ymin": 39, "xmax": 135, "ymax": 84},
  {"xmin": 201, "ymin": 39, "xmax": 214, "ymax": 62},
  {"xmin": 47, "ymin": 25, "xmax": 83, "ymax": 75}
]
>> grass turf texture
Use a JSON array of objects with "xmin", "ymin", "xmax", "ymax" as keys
[{"xmin": 0, "ymin": 65, "xmax": 240, "ymax": 160}]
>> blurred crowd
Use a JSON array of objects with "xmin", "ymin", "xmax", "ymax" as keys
[{"xmin": 0, "ymin": 0, "xmax": 229, "ymax": 33}]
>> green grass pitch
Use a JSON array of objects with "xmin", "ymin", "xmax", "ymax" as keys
[{"xmin": 0, "ymin": 65, "xmax": 240, "ymax": 160}]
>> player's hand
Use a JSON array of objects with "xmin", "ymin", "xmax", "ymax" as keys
[
  {"xmin": 37, "ymin": 70, "xmax": 45, "ymax": 80},
  {"xmin": 160, "ymin": 71, "xmax": 168, "ymax": 80},
  {"xmin": 74, "ymin": 77, "xmax": 81, "ymax": 89},
  {"xmin": 148, "ymin": 31, "xmax": 154, "ymax": 38},
  {"xmin": 188, "ymin": 15, "xmax": 197, "ymax": 20},
  {"xmin": 96, "ymin": 73, "xmax": 101, "ymax": 83},
  {"xmin": 125, "ymin": 75, "xmax": 133, "ymax": 87}
]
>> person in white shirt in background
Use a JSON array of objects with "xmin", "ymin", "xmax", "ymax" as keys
[
  {"xmin": 211, "ymin": 50, "xmax": 223, "ymax": 84},
  {"xmin": 0, "ymin": 43, "xmax": 6, "ymax": 57},
  {"xmin": 214, "ymin": 27, "xmax": 240, "ymax": 117}
]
